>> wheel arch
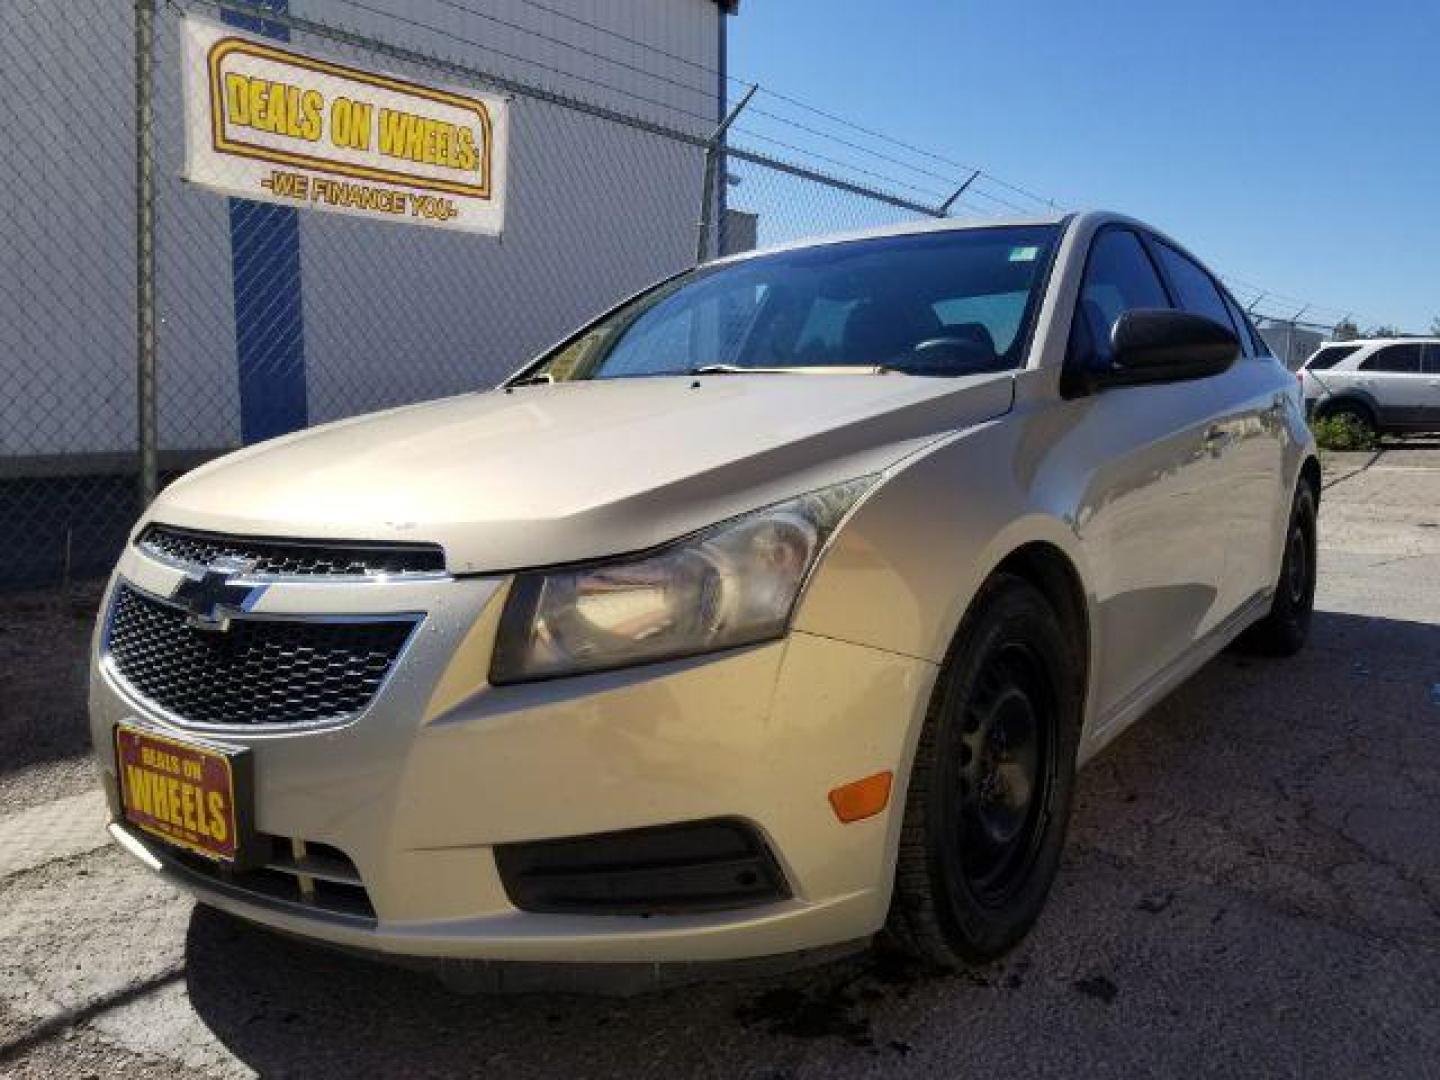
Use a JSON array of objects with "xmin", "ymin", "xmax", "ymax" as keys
[
  {"xmin": 1314, "ymin": 391, "xmax": 1379, "ymax": 427},
  {"xmin": 1299, "ymin": 454, "xmax": 1321, "ymax": 505},
  {"xmin": 988, "ymin": 541, "xmax": 1091, "ymax": 714}
]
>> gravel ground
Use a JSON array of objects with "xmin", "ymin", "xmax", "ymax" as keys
[
  {"xmin": 0, "ymin": 584, "xmax": 105, "ymax": 816},
  {"xmin": 2, "ymin": 443, "xmax": 1437, "ymax": 1078}
]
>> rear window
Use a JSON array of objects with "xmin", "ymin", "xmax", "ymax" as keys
[{"xmin": 1304, "ymin": 345, "xmax": 1360, "ymax": 370}]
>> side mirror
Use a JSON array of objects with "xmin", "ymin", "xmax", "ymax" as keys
[{"xmin": 1097, "ymin": 309, "xmax": 1239, "ymax": 388}]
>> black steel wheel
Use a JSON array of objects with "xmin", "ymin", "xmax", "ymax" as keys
[
  {"xmin": 886, "ymin": 573, "xmax": 1080, "ymax": 967},
  {"xmin": 1238, "ymin": 480, "xmax": 1318, "ymax": 657},
  {"xmin": 955, "ymin": 641, "xmax": 1053, "ymax": 907}
]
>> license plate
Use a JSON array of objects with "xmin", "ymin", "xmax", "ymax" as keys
[{"xmin": 114, "ymin": 724, "xmax": 250, "ymax": 863}]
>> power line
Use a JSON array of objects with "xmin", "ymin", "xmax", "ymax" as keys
[
  {"xmin": 730, "ymin": 127, "xmax": 953, "ymax": 202},
  {"xmin": 743, "ymin": 106, "xmax": 968, "ymax": 187},
  {"xmin": 327, "ymin": 0, "xmax": 721, "ymax": 132},
  {"xmin": 432, "ymin": 0, "xmax": 1055, "ymax": 201},
  {"xmin": 320, "ymin": 0, "xmax": 966, "ymax": 204},
  {"xmin": 421, "ymin": 0, "xmax": 720, "ymax": 106},
  {"xmin": 266, "ymin": 0, "xmax": 1365, "ymax": 329},
  {"xmin": 496, "ymin": 0, "xmax": 1367, "ymax": 322},
  {"xmin": 511, "ymin": 0, "xmax": 743, "ymax": 85},
  {"xmin": 503, "ymin": 0, "xmax": 1064, "ymax": 208}
]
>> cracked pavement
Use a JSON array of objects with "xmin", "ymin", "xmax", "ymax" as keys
[{"xmin": 1, "ymin": 444, "xmax": 1437, "ymax": 1078}]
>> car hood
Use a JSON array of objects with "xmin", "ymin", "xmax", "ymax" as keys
[{"xmin": 150, "ymin": 373, "xmax": 1013, "ymax": 572}]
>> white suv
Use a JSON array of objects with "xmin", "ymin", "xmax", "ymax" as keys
[{"xmin": 1300, "ymin": 338, "xmax": 1440, "ymax": 436}]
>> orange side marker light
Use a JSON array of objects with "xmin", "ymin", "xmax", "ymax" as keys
[{"xmin": 828, "ymin": 771, "xmax": 893, "ymax": 823}]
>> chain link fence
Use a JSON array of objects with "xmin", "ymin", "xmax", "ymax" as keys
[{"xmin": 2, "ymin": 0, "xmax": 958, "ymax": 590}]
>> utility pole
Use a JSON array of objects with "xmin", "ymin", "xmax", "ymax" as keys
[{"xmin": 135, "ymin": 0, "xmax": 159, "ymax": 507}]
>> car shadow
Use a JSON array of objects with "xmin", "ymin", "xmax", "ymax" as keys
[{"xmin": 180, "ymin": 608, "xmax": 1440, "ymax": 1077}]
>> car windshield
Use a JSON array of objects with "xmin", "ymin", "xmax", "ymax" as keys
[{"xmin": 525, "ymin": 224, "xmax": 1061, "ymax": 382}]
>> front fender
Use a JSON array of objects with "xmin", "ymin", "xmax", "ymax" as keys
[{"xmin": 794, "ymin": 414, "xmax": 1094, "ymax": 668}]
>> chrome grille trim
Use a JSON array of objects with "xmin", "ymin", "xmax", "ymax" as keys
[
  {"xmin": 102, "ymin": 580, "xmax": 421, "ymax": 731},
  {"xmin": 137, "ymin": 523, "xmax": 448, "ymax": 582}
]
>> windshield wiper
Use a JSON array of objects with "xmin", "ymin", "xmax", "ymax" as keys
[
  {"xmin": 687, "ymin": 363, "xmax": 887, "ymax": 376},
  {"xmin": 506, "ymin": 371, "xmax": 554, "ymax": 387},
  {"xmin": 687, "ymin": 363, "xmax": 792, "ymax": 375}
]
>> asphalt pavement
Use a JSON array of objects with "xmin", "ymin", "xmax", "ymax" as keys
[{"xmin": 2, "ymin": 443, "xmax": 1437, "ymax": 1078}]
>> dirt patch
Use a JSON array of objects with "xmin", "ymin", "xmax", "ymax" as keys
[{"xmin": 0, "ymin": 583, "xmax": 106, "ymax": 813}]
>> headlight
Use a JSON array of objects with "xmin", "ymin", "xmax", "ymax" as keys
[{"xmin": 490, "ymin": 477, "xmax": 877, "ymax": 683}]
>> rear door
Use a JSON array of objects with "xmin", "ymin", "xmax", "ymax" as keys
[
  {"xmin": 1357, "ymin": 343, "xmax": 1428, "ymax": 428},
  {"xmin": 1063, "ymin": 227, "xmax": 1231, "ymax": 722},
  {"xmin": 1423, "ymin": 344, "xmax": 1440, "ymax": 429},
  {"xmin": 1147, "ymin": 238, "xmax": 1288, "ymax": 618}
]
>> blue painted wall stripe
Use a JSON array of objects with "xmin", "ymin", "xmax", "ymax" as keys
[{"xmin": 222, "ymin": 1, "xmax": 307, "ymax": 444}]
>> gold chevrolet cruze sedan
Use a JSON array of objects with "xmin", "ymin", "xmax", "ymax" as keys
[{"xmin": 90, "ymin": 212, "xmax": 1318, "ymax": 973}]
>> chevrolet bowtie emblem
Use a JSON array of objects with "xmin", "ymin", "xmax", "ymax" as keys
[{"xmin": 171, "ymin": 558, "xmax": 263, "ymax": 631}]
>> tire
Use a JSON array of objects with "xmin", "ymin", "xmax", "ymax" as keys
[
  {"xmin": 1323, "ymin": 401, "xmax": 1377, "ymax": 440},
  {"xmin": 1237, "ymin": 481, "xmax": 1318, "ymax": 657},
  {"xmin": 885, "ymin": 574, "xmax": 1080, "ymax": 968}
]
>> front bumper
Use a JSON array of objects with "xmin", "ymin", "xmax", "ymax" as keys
[{"xmin": 89, "ymin": 545, "xmax": 937, "ymax": 963}]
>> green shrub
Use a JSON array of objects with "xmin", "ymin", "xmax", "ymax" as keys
[{"xmin": 1311, "ymin": 414, "xmax": 1378, "ymax": 452}]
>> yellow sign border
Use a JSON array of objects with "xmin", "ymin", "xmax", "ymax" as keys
[
  {"xmin": 207, "ymin": 36, "xmax": 494, "ymax": 200},
  {"xmin": 115, "ymin": 723, "xmax": 239, "ymax": 864}
]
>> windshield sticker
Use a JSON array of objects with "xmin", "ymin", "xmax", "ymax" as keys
[{"xmin": 1008, "ymin": 246, "xmax": 1040, "ymax": 263}]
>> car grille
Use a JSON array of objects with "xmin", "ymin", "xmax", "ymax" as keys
[
  {"xmin": 105, "ymin": 583, "xmax": 418, "ymax": 727},
  {"xmin": 137, "ymin": 524, "xmax": 446, "ymax": 578}
]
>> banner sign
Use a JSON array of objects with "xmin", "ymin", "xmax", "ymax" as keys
[{"xmin": 182, "ymin": 16, "xmax": 508, "ymax": 234}]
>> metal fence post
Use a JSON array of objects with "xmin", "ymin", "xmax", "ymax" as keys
[
  {"xmin": 696, "ymin": 84, "xmax": 756, "ymax": 264},
  {"xmin": 1287, "ymin": 306, "xmax": 1309, "ymax": 372},
  {"xmin": 939, "ymin": 170, "xmax": 981, "ymax": 216},
  {"xmin": 135, "ymin": 0, "xmax": 159, "ymax": 509}
]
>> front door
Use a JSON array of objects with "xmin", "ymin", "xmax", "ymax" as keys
[{"xmin": 1062, "ymin": 227, "xmax": 1231, "ymax": 723}]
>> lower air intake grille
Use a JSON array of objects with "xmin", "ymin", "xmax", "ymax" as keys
[
  {"xmin": 162, "ymin": 835, "xmax": 375, "ymax": 922},
  {"xmin": 106, "ymin": 583, "xmax": 417, "ymax": 727},
  {"xmin": 495, "ymin": 819, "xmax": 790, "ymax": 916}
]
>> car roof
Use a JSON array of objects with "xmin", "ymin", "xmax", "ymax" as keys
[
  {"xmin": 1317, "ymin": 338, "xmax": 1439, "ymax": 348},
  {"xmin": 703, "ymin": 210, "xmax": 1224, "ymax": 278},
  {"xmin": 706, "ymin": 210, "xmax": 1074, "ymax": 267}
]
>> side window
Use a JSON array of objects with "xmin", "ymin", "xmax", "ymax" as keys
[
  {"xmin": 1151, "ymin": 241, "xmax": 1237, "ymax": 333},
  {"xmin": 1304, "ymin": 345, "xmax": 1361, "ymax": 371},
  {"xmin": 1424, "ymin": 343, "xmax": 1440, "ymax": 375},
  {"xmin": 1069, "ymin": 228, "xmax": 1171, "ymax": 370},
  {"xmin": 1221, "ymin": 293, "xmax": 1255, "ymax": 357},
  {"xmin": 1360, "ymin": 344, "xmax": 1423, "ymax": 373},
  {"xmin": 1250, "ymin": 321, "xmax": 1277, "ymax": 358}
]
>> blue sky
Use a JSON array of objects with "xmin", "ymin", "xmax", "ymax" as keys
[{"xmin": 728, "ymin": 0, "xmax": 1438, "ymax": 332}]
